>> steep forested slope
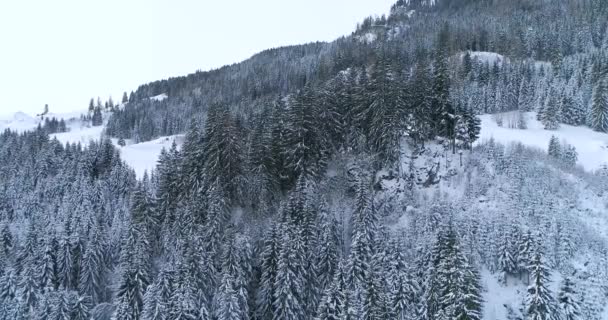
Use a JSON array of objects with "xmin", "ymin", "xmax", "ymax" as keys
[{"xmin": 1, "ymin": 0, "xmax": 608, "ymax": 319}]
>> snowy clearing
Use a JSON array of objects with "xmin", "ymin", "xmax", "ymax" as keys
[
  {"xmin": 149, "ymin": 93, "xmax": 168, "ymax": 102},
  {"xmin": 477, "ymin": 112, "xmax": 608, "ymax": 172},
  {"xmin": 116, "ymin": 135, "xmax": 184, "ymax": 178}
]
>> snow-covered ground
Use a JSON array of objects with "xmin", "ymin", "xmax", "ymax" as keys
[
  {"xmin": 0, "ymin": 111, "xmax": 37, "ymax": 132},
  {"xmin": 477, "ymin": 112, "xmax": 608, "ymax": 172},
  {"xmin": 116, "ymin": 135, "xmax": 184, "ymax": 178},
  {"xmin": 1, "ymin": 109, "xmax": 182, "ymax": 178},
  {"xmin": 0, "ymin": 110, "xmax": 83, "ymax": 133},
  {"xmin": 461, "ymin": 51, "xmax": 551, "ymax": 71},
  {"xmin": 149, "ymin": 93, "xmax": 168, "ymax": 102},
  {"xmin": 467, "ymin": 51, "xmax": 509, "ymax": 65},
  {"xmin": 6, "ymin": 108, "xmax": 606, "ymax": 178}
]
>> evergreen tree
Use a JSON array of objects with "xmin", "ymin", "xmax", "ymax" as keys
[
  {"xmin": 432, "ymin": 25, "xmax": 456, "ymax": 150},
  {"xmin": 548, "ymin": 135, "xmax": 561, "ymax": 159},
  {"xmin": 363, "ymin": 50, "xmax": 402, "ymax": 164},
  {"xmin": 202, "ymin": 104, "xmax": 244, "ymax": 202},
  {"xmin": 0, "ymin": 268, "xmax": 17, "ymax": 302},
  {"xmin": 525, "ymin": 252, "xmax": 557, "ymax": 320},
  {"xmin": 79, "ymin": 225, "xmax": 107, "ymax": 305},
  {"xmin": 284, "ymin": 87, "xmax": 327, "ymax": 183},
  {"xmin": 561, "ymin": 144, "xmax": 578, "ymax": 168},
  {"xmin": 256, "ymin": 224, "xmax": 281, "ymax": 320},
  {"xmin": 113, "ymin": 222, "xmax": 150, "ymax": 320},
  {"xmin": 542, "ymin": 92, "xmax": 561, "ymax": 130},
  {"xmin": 38, "ymin": 237, "xmax": 58, "ymax": 293},
  {"xmin": 142, "ymin": 267, "xmax": 173, "ymax": 320},
  {"xmin": 591, "ymin": 77, "xmax": 608, "ymax": 132},
  {"xmin": 558, "ymin": 277, "xmax": 581, "ymax": 320},
  {"xmin": 272, "ymin": 226, "xmax": 306, "ymax": 320},
  {"xmin": 71, "ymin": 295, "xmax": 91, "ymax": 320},
  {"xmin": 497, "ymin": 232, "xmax": 516, "ymax": 284},
  {"xmin": 315, "ymin": 202, "xmax": 340, "ymax": 292},
  {"xmin": 92, "ymin": 107, "xmax": 103, "ymax": 127}
]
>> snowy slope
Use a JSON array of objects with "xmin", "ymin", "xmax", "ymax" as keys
[
  {"xmin": 1, "ymin": 110, "xmax": 182, "ymax": 179},
  {"xmin": 467, "ymin": 51, "xmax": 509, "ymax": 65},
  {"xmin": 461, "ymin": 51, "xmax": 551, "ymax": 71},
  {"xmin": 0, "ymin": 110, "xmax": 83, "ymax": 133},
  {"xmin": 477, "ymin": 112, "xmax": 608, "ymax": 172},
  {"xmin": 116, "ymin": 135, "xmax": 184, "ymax": 178},
  {"xmin": 149, "ymin": 93, "xmax": 168, "ymax": 102},
  {"xmin": 0, "ymin": 111, "xmax": 39, "ymax": 132}
]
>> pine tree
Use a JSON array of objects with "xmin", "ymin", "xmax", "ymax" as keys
[
  {"xmin": 273, "ymin": 226, "xmax": 306, "ymax": 320},
  {"xmin": 525, "ymin": 252, "xmax": 557, "ymax": 320},
  {"xmin": 57, "ymin": 234, "xmax": 75, "ymax": 291},
  {"xmin": 284, "ymin": 86, "xmax": 327, "ymax": 183},
  {"xmin": 202, "ymin": 104, "xmax": 244, "ymax": 202},
  {"xmin": 315, "ymin": 202, "xmax": 340, "ymax": 292},
  {"xmin": 19, "ymin": 262, "xmax": 40, "ymax": 314},
  {"xmin": 92, "ymin": 107, "xmax": 103, "ymax": 127},
  {"xmin": 142, "ymin": 267, "xmax": 173, "ymax": 320},
  {"xmin": 71, "ymin": 295, "xmax": 91, "ymax": 320},
  {"xmin": 38, "ymin": 237, "xmax": 58, "ymax": 293},
  {"xmin": 455, "ymin": 115, "xmax": 470, "ymax": 149},
  {"xmin": 349, "ymin": 170, "xmax": 376, "ymax": 289},
  {"xmin": 315, "ymin": 261, "xmax": 354, "ymax": 320},
  {"xmin": 79, "ymin": 226, "xmax": 107, "ymax": 305},
  {"xmin": 256, "ymin": 223, "xmax": 281, "ymax": 320},
  {"xmin": 388, "ymin": 241, "xmax": 418, "ymax": 320},
  {"xmin": 113, "ymin": 223, "xmax": 150, "ymax": 320},
  {"xmin": 216, "ymin": 273, "xmax": 241, "ymax": 320},
  {"xmin": 561, "ymin": 144, "xmax": 578, "ymax": 168},
  {"xmin": 548, "ymin": 135, "xmax": 561, "ymax": 160},
  {"xmin": 360, "ymin": 255, "xmax": 388, "ymax": 320},
  {"xmin": 51, "ymin": 291, "xmax": 73, "ymax": 320},
  {"xmin": 433, "ymin": 225, "xmax": 482, "ymax": 320},
  {"xmin": 517, "ymin": 231, "xmax": 535, "ymax": 282},
  {"xmin": 542, "ymin": 92, "xmax": 561, "ymax": 130},
  {"xmin": 432, "ymin": 25, "xmax": 456, "ymax": 149},
  {"xmin": 591, "ymin": 77, "xmax": 608, "ymax": 132},
  {"xmin": 558, "ymin": 277, "xmax": 581, "ymax": 320},
  {"xmin": 497, "ymin": 232, "xmax": 516, "ymax": 284},
  {"xmin": 0, "ymin": 268, "xmax": 17, "ymax": 302},
  {"xmin": 363, "ymin": 50, "xmax": 402, "ymax": 164}
]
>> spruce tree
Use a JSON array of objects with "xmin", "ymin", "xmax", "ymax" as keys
[
  {"xmin": 525, "ymin": 252, "xmax": 557, "ymax": 320},
  {"xmin": 497, "ymin": 233, "xmax": 516, "ymax": 284},
  {"xmin": 256, "ymin": 223, "xmax": 280, "ymax": 320},
  {"xmin": 591, "ymin": 77, "xmax": 608, "ymax": 132},
  {"xmin": 548, "ymin": 136, "xmax": 561, "ymax": 159},
  {"xmin": 542, "ymin": 92, "xmax": 561, "ymax": 130},
  {"xmin": 284, "ymin": 86, "xmax": 327, "ymax": 183},
  {"xmin": 558, "ymin": 277, "xmax": 581, "ymax": 320},
  {"xmin": 272, "ymin": 226, "xmax": 306, "ymax": 320},
  {"xmin": 202, "ymin": 104, "xmax": 244, "ymax": 202}
]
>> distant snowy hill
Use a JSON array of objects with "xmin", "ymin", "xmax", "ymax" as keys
[
  {"xmin": 1, "ymin": 109, "xmax": 181, "ymax": 178},
  {"xmin": 0, "ymin": 111, "xmax": 38, "ymax": 132}
]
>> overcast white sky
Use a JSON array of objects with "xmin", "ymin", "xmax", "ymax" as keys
[{"xmin": 0, "ymin": 0, "xmax": 394, "ymax": 115}]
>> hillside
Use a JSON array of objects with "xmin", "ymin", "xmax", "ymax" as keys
[{"xmin": 0, "ymin": 0, "xmax": 608, "ymax": 319}]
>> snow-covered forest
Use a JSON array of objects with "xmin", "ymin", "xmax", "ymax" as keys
[{"xmin": 1, "ymin": 0, "xmax": 608, "ymax": 319}]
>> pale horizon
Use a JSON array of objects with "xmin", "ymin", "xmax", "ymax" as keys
[{"xmin": 0, "ymin": 0, "xmax": 395, "ymax": 116}]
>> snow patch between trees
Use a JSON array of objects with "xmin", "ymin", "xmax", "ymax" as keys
[{"xmin": 478, "ymin": 112, "xmax": 608, "ymax": 172}]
